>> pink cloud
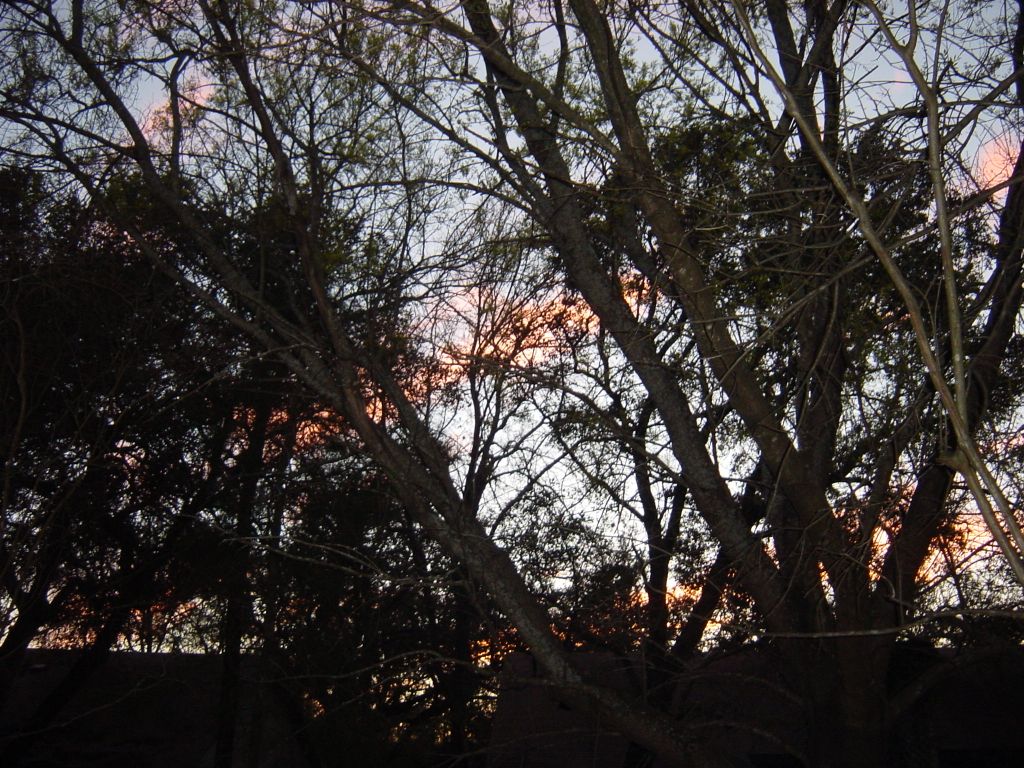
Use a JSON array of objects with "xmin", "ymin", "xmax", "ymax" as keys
[{"xmin": 975, "ymin": 133, "xmax": 1020, "ymax": 193}]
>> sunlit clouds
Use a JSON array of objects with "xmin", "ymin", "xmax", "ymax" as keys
[{"xmin": 975, "ymin": 133, "xmax": 1021, "ymax": 195}]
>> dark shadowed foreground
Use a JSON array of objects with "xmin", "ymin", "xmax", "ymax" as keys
[
  {"xmin": 488, "ymin": 652, "xmax": 1024, "ymax": 768},
  {"xmin": 0, "ymin": 649, "xmax": 309, "ymax": 768}
]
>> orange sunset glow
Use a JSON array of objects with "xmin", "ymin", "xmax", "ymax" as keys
[
  {"xmin": 436, "ymin": 274, "xmax": 655, "ymax": 376},
  {"xmin": 976, "ymin": 133, "xmax": 1021, "ymax": 193}
]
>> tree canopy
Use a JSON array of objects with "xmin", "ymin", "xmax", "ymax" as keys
[{"xmin": 2, "ymin": 1, "xmax": 1024, "ymax": 766}]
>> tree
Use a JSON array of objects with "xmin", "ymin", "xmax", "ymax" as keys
[
  {"xmin": 0, "ymin": 164, "xmax": 249, "ymax": 763},
  {"xmin": 0, "ymin": 168, "xmax": 497, "ymax": 765},
  {"xmin": 2, "ymin": 2, "xmax": 1024, "ymax": 766}
]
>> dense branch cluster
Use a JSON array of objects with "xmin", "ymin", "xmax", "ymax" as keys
[{"xmin": 2, "ymin": 2, "xmax": 1024, "ymax": 766}]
